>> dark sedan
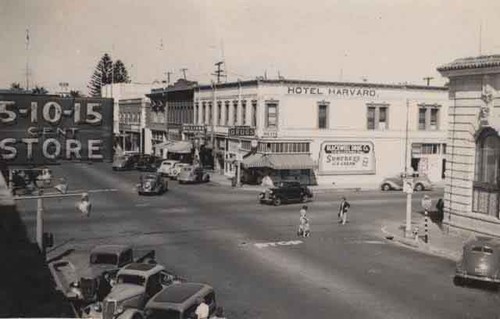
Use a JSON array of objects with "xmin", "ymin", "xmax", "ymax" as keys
[
  {"xmin": 136, "ymin": 155, "xmax": 163, "ymax": 172},
  {"xmin": 259, "ymin": 181, "xmax": 313, "ymax": 206},
  {"xmin": 138, "ymin": 173, "xmax": 168, "ymax": 195}
]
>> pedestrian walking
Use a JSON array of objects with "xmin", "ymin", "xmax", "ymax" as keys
[
  {"xmin": 297, "ymin": 205, "xmax": 310, "ymax": 237},
  {"xmin": 338, "ymin": 196, "xmax": 351, "ymax": 225}
]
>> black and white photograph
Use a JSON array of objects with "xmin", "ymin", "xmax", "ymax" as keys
[{"xmin": 1, "ymin": 0, "xmax": 500, "ymax": 318}]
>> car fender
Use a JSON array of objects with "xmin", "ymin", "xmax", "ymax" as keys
[{"xmin": 116, "ymin": 308, "xmax": 143, "ymax": 319}]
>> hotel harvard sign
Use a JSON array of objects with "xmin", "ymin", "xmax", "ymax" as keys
[
  {"xmin": 287, "ymin": 86, "xmax": 377, "ymax": 98},
  {"xmin": 0, "ymin": 94, "xmax": 113, "ymax": 165}
]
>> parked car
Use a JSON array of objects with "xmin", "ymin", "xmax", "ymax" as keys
[
  {"xmin": 136, "ymin": 155, "xmax": 162, "ymax": 172},
  {"xmin": 380, "ymin": 173, "xmax": 433, "ymax": 191},
  {"xmin": 48, "ymin": 245, "xmax": 156, "ymax": 304},
  {"xmin": 116, "ymin": 283, "xmax": 216, "ymax": 319},
  {"xmin": 157, "ymin": 160, "xmax": 179, "ymax": 177},
  {"xmin": 177, "ymin": 166, "xmax": 210, "ymax": 184},
  {"xmin": 82, "ymin": 263, "xmax": 184, "ymax": 319},
  {"xmin": 168, "ymin": 163, "xmax": 191, "ymax": 180},
  {"xmin": 113, "ymin": 154, "xmax": 141, "ymax": 171},
  {"xmin": 259, "ymin": 181, "xmax": 313, "ymax": 206},
  {"xmin": 138, "ymin": 173, "xmax": 168, "ymax": 195},
  {"xmin": 454, "ymin": 238, "xmax": 500, "ymax": 287}
]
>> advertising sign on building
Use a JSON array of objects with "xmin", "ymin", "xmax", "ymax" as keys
[
  {"xmin": 228, "ymin": 126, "xmax": 255, "ymax": 137},
  {"xmin": 182, "ymin": 124, "xmax": 206, "ymax": 133},
  {"xmin": 319, "ymin": 141, "xmax": 375, "ymax": 175},
  {"xmin": 0, "ymin": 94, "xmax": 113, "ymax": 165}
]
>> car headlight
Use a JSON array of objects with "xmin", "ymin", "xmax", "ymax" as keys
[
  {"xmin": 116, "ymin": 305, "xmax": 125, "ymax": 315},
  {"xmin": 70, "ymin": 281, "xmax": 80, "ymax": 288},
  {"xmin": 259, "ymin": 193, "xmax": 264, "ymax": 199},
  {"xmin": 145, "ymin": 183, "xmax": 152, "ymax": 190},
  {"xmin": 93, "ymin": 302, "xmax": 103, "ymax": 312}
]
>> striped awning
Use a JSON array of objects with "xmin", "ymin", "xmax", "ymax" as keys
[{"xmin": 242, "ymin": 154, "xmax": 315, "ymax": 170}]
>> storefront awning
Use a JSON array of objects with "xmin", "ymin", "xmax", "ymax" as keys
[
  {"xmin": 154, "ymin": 141, "xmax": 173, "ymax": 149},
  {"xmin": 242, "ymin": 154, "xmax": 315, "ymax": 170},
  {"xmin": 166, "ymin": 141, "xmax": 192, "ymax": 154}
]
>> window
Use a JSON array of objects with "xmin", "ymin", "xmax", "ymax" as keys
[
  {"xmin": 233, "ymin": 101, "xmax": 238, "ymax": 125},
  {"xmin": 202, "ymin": 102, "xmax": 206, "ymax": 124},
  {"xmin": 242, "ymin": 100, "xmax": 247, "ymax": 126},
  {"xmin": 217, "ymin": 102, "xmax": 222, "ymax": 125},
  {"xmin": 475, "ymin": 134, "xmax": 500, "ymax": 185},
  {"xmin": 266, "ymin": 102, "xmax": 278, "ymax": 128},
  {"xmin": 318, "ymin": 103, "xmax": 328, "ymax": 129},
  {"xmin": 367, "ymin": 107, "xmax": 375, "ymax": 130},
  {"xmin": 194, "ymin": 103, "xmax": 199, "ymax": 124},
  {"xmin": 367, "ymin": 104, "xmax": 389, "ymax": 130},
  {"xmin": 225, "ymin": 101, "xmax": 230, "ymax": 126},
  {"xmin": 252, "ymin": 101, "xmax": 257, "ymax": 127},
  {"xmin": 208, "ymin": 102, "xmax": 213, "ymax": 125},
  {"xmin": 418, "ymin": 105, "xmax": 440, "ymax": 130}
]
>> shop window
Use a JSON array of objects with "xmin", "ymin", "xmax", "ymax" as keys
[
  {"xmin": 242, "ymin": 100, "xmax": 247, "ymax": 126},
  {"xmin": 252, "ymin": 101, "xmax": 257, "ymax": 127},
  {"xmin": 233, "ymin": 101, "xmax": 238, "ymax": 125},
  {"xmin": 418, "ymin": 105, "xmax": 441, "ymax": 130},
  {"xmin": 266, "ymin": 102, "xmax": 278, "ymax": 128},
  {"xmin": 318, "ymin": 103, "xmax": 329, "ymax": 129},
  {"xmin": 225, "ymin": 101, "xmax": 230, "ymax": 126},
  {"xmin": 367, "ymin": 104, "xmax": 389, "ymax": 130}
]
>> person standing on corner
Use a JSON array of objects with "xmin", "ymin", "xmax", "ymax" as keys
[
  {"xmin": 338, "ymin": 196, "xmax": 351, "ymax": 225},
  {"xmin": 298, "ymin": 205, "xmax": 310, "ymax": 237}
]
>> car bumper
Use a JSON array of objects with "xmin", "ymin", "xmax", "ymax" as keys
[{"xmin": 455, "ymin": 272, "xmax": 500, "ymax": 283}]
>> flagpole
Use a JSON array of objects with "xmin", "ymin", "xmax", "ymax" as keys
[{"xmin": 25, "ymin": 28, "xmax": 30, "ymax": 90}]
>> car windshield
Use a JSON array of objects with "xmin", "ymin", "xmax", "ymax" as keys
[
  {"xmin": 145, "ymin": 174, "xmax": 157, "ymax": 179},
  {"xmin": 145, "ymin": 309, "xmax": 181, "ymax": 319},
  {"xmin": 117, "ymin": 274, "xmax": 146, "ymax": 286},
  {"xmin": 471, "ymin": 246, "xmax": 494, "ymax": 254},
  {"xmin": 90, "ymin": 253, "xmax": 118, "ymax": 265}
]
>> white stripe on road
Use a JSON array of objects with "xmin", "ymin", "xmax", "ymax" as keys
[{"xmin": 254, "ymin": 240, "xmax": 303, "ymax": 249}]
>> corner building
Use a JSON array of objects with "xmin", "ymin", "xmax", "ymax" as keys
[{"xmin": 194, "ymin": 79, "xmax": 448, "ymax": 188}]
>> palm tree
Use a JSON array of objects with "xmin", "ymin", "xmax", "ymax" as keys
[
  {"xmin": 69, "ymin": 90, "xmax": 83, "ymax": 97},
  {"xmin": 32, "ymin": 86, "xmax": 49, "ymax": 95},
  {"xmin": 10, "ymin": 82, "xmax": 23, "ymax": 91}
]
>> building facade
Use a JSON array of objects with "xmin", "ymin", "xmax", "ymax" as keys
[
  {"xmin": 438, "ymin": 55, "xmax": 500, "ymax": 236},
  {"xmin": 195, "ymin": 79, "xmax": 448, "ymax": 187}
]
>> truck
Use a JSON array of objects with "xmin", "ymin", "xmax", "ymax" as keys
[
  {"xmin": 81, "ymin": 263, "xmax": 183, "ymax": 319},
  {"xmin": 48, "ymin": 245, "xmax": 155, "ymax": 305}
]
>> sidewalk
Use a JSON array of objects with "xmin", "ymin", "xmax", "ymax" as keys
[{"xmin": 380, "ymin": 212, "xmax": 477, "ymax": 262}]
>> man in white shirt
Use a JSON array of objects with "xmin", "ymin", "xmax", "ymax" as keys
[{"xmin": 195, "ymin": 297, "xmax": 209, "ymax": 319}]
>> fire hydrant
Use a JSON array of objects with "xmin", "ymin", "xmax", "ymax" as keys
[{"xmin": 413, "ymin": 226, "xmax": 419, "ymax": 241}]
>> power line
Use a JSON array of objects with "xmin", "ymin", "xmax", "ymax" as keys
[
  {"xmin": 212, "ymin": 61, "xmax": 227, "ymax": 84},
  {"xmin": 180, "ymin": 68, "xmax": 188, "ymax": 80}
]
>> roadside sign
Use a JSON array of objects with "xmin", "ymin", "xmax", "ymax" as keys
[
  {"xmin": 421, "ymin": 195, "xmax": 432, "ymax": 211},
  {"xmin": 228, "ymin": 126, "xmax": 255, "ymax": 137},
  {"xmin": 0, "ymin": 94, "xmax": 113, "ymax": 165},
  {"xmin": 403, "ymin": 178, "xmax": 414, "ymax": 194}
]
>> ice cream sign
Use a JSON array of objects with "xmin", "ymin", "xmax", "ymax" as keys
[
  {"xmin": 0, "ymin": 94, "xmax": 113, "ymax": 165},
  {"xmin": 319, "ymin": 141, "xmax": 375, "ymax": 175}
]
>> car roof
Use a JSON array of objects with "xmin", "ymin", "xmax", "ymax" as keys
[
  {"xmin": 118, "ymin": 263, "xmax": 165, "ymax": 277},
  {"xmin": 144, "ymin": 173, "xmax": 159, "ymax": 178},
  {"xmin": 91, "ymin": 245, "xmax": 131, "ymax": 255},
  {"xmin": 146, "ymin": 283, "xmax": 214, "ymax": 311},
  {"xmin": 464, "ymin": 237, "xmax": 500, "ymax": 250}
]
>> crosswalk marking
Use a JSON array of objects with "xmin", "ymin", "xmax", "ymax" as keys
[{"xmin": 254, "ymin": 240, "xmax": 303, "ymax": 249}]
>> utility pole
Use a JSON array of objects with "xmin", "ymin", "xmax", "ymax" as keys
[
  {"xmin": 212, "ymin": 61, "xmax": 227, "ymax": 84},
  {"xmin": 25, "ymin": 28, "xmax": 30, "ymax": 90},
  {"xmin": 166, "ymin": 71, "xmax": 172, "ymax": 85},
  {"xmin": 423, "ymin": 77, "xmax": 434, "ymax": 86},
  {"xmin": 180, "ymin": 68, "xmax": 188, "ymax": 80}
]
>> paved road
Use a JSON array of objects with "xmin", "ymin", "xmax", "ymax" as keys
[{"xmin": 17, "ymin": 163, "xmax": 500, "ymax": 319}]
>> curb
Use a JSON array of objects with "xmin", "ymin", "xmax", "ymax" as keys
[{"xmin": 381, "ymin": 225, "xmax": 460, "ymax": 262}]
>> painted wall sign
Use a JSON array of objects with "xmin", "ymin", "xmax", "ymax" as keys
[
  {"xmin": 0, "ymin": 94, "xmax": 113, "ymax": 165},
  {"xmin": 287, "ymin": 86, "xmax": 377, "ymax": 98},
  {"xmin": 319, "ymin": 141, "xmax": 375, "ymax": 175}
]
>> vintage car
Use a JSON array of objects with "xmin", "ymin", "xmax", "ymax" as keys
[
  {"xmin": 116, "ymin": 283, "xmax": 216, "ymax": 319},
  {"xmin": 156, "ymin": 160, "xmax": 179, "ymax": 176},
  {"xmin": 48, "ymin": 245, "xmax": 155, "ymax": 304},
  {"xmin": 82, "ymin": 263, "xmax": 184, "ymax": 319},
  {"xmin": 454, "ymin": 238, "xmax": 500, "ymax": 287},
  {"xmin": 259, "ymin": 181, "xmax": 313, "ymax": 206},
  {"xmin": 167, "ymin": 163, "xmax": 191, "ymax": 180},
  {"xmin": 136, "ymin": 155, "xmax": 163, "ymax": 172},
  {"xmin": 177, "ymin": 166, "xmax": 210, "ymax": 184},
  {"xmin": 138, "ymin": 173, "xmax": 168, "ymax": 195},
  {"xmin": 113, "ymin": 154, "xmax": 141, "ymax": 171},
  {"xmin": 380, "ymin": 173, "xmax": 433, "ymax": 191}
]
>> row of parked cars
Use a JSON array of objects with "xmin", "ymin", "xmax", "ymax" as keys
[{"xmin": 49, "ymin": 245, "xmax": 219, "ymax": 319}]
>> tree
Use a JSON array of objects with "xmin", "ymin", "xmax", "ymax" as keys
[
  {"xmin": 10, "ymin": 82, "xmax": 23, "ymax": 91},
  {"xmin": 32, "ymin": 86, "xmax": 49, "ymax": 95},
  {"xmin": 88, "ymin": 53, "xmax": 113, "ymax": 97},
  {"xmin": 113, "ymin": 60, "xmax": 130, "ymax": 83},
  {"xmin": 88, "ymin": 54, "xmax": 131, "ymax": 97}
]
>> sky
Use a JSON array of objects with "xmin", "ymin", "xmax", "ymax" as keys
[{"xmin": 1, "ymin": 0, "xmax": 500, "ymax": 94}]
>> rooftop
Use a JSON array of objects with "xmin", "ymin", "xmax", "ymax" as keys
[
  {"xmin": 437, "ymin": 55, "xmax": 500, "ymax": 72},
  {"xmin": 152, "ymin": 283, "xmax": 209, "ymax": 304}
]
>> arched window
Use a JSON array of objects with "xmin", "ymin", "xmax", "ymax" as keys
[{"xmin": 473, "ymin": 129, "xmax": 500, "ymax": 217}]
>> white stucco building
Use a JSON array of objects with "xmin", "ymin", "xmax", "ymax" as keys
[{"xmin": 194, "ymin": 79, "xmax": 449, "ymax": 188}]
